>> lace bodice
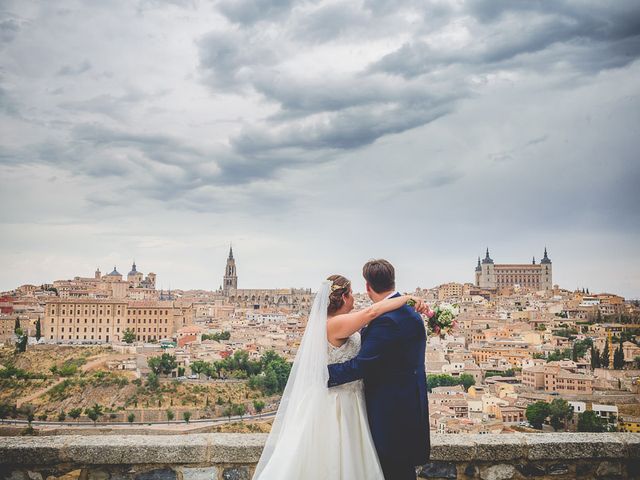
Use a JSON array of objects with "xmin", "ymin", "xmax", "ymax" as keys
[{"xmin": 328, "ymin": 332, "xmax": 361, "ymax": 364}]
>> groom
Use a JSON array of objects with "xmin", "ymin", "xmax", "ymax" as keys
[{"xmin": 328, "ymin": 259, "xmax": 429, "ymax": 480}]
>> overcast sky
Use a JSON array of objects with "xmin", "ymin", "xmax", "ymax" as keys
[{"xmin": 1, "ymin": 0, "xmax": 639, "ymax": 297}]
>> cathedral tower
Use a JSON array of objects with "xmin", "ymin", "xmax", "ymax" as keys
[{"xmin": 223, "ymin": 245, "xmax": 238, "ymax": 294}]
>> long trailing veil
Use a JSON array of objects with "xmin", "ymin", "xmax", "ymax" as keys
[{"xmin": 253, "ymin": 280, "xmax": 334, "ymax": 479}]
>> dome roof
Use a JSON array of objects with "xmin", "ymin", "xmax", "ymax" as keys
[{"xmin": 107, "ymin": 267, "xmax": 122, "ymax": 277}]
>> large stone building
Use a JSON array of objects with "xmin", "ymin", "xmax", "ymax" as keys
[
  {"xmin": 43, "ymin": 298, "xmax": 194, "ymax": 344},
  {"xmin": 53, "ymin": 262, "xmax": 157, "ymax": 300},
  {"xmin": 220, "ymin": 246, "xmax": 314, "ymax": 311},
  {"xmin": 475, "ymin": 248, "xmax": 553, "ymax": 291}
]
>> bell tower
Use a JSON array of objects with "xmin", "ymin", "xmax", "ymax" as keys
[{"xmin": 223, "ymin": 245, "xmax": 238, "ymax": 295}]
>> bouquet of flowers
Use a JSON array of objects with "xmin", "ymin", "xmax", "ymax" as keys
[{"xmin": 424, "ymin": 303, "xmax": 459, "ymax": 338}]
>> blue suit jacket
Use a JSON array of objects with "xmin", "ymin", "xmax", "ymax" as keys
[{"xmin": 328, "ymin": 294, "xmax": 430, "ymax": 465}]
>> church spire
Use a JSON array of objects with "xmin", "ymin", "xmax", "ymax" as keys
[{"xmin": 228, "ymin": 244, "xmax": 234, "ymax": 260}]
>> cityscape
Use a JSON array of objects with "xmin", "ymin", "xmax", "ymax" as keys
[{"xmin": 2, "ymin": 246, "xmax": 639, "ymax": 438}]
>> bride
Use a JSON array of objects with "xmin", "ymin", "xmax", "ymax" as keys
[{"xmin": 253, "ymin": 274, "xmax": 428, "ymax": 479}]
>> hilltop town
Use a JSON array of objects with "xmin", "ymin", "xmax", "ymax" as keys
[{"xmin": 1, "ymin": 247, "xmax": 639, "ymax": 434}]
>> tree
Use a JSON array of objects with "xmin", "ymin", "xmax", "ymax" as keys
[
  {"xmin": 613, "ymin": 338, "xmax": 625, "ymax": 370},
  {"xmin": 57, "ymin": 410, "xmax": 66, "ymax": 422},
  {"xmin": 549, "ymin": 399, "xmax": 573, "ymax": 431},
  {"xmin": 14, "ymin": 318, "xmax": 20, "ymax": 333},
  {"xmin": 85, "ymin": 404, "xmax": 103, "ymax": 425},
  {"xmin": 233, "ymin": 403, "xmax": 246, "ymax": 421},
  {"xmin": 35, "ymin": 318, "xmax": 41, "ymax": 341},
  {"xmin": 590, "ymin": 346, "xmax": 601, "ymax": 369},
  {"xmin": 526, "ymin": 401, "xmax": 550, "ymax": 430},
  {"xmin": 14, "ymin": 328, "xmax": 27, "ymax": 353},
  {"xmin": 68, "ymin": 408, "xmax": 82, "ymax": 422},
  {"xmin": 183, "ymin": 411, "xmax": 192, "ymax": 423},
  {"xmin": 26, "ymin": 409, "xmax": 35, "ymax": 427},
  {"xmin": 123, "ymin": 328, "xmax": 136, "ymax": 344},
  {"xmin": 147, "ymin": 356, "xmax": 163, "ymax": 375},
  {"xmin": 577, "ymin": 410, "xmax": 608, "ymax": 432},
  {"xmin": 459, "ymin": 373, "xmax": 476, "ymax": 391},
  {"xmin": 253, "ymin": 400, "xmax": 265, "ymax": 414},
  {"xmin": 633, "ymin": 356, "xmax": 640, "ymax": 369},
  {"xmin": 190, "ymin": 360, "xmax": 208, "ymax": 378},
  {"xmin": 146, "ymin": 372, "xmax": 160, "ymax": 390},
  {"xmin": 600, "ymin": 342, "xmax": 610, "ymax": 368},
  {"xmin": 127, "ymin": 412, "xmax": 135, "ymax": 423},
  {"xmin": 166, "ymin": 409, "xmax": 175, "ymax": 421},
  {"xmin": 223, "ymin": 405, "xmax": 234, "ymax": 421}
]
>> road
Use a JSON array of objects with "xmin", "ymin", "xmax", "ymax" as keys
[{"xmin": 0, "ymin": 410, "xmax": 276, "ymax": 428}]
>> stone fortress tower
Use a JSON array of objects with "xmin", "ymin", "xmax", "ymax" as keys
[{"xmin": 475, "ymin": 247, "xmax": 552, "ymax": 291}]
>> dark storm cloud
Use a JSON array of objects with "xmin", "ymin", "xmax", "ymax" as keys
[{"xmin": 375, "ymin": 1, "xmax": 640, "ymax": 77}]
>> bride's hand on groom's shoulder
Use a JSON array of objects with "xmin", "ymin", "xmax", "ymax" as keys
[{"xmin": 407, "ymin": 296, "xmax": 430, "ymax": 315}]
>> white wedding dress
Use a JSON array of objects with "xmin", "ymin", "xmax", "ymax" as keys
[{"xmin": 253, "ymin": 282, "xmax": 384, "ymax": 480}]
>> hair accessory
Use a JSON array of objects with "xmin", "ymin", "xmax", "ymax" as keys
[{"xmin": 331, "ymin": 281, "xmax": 350, "ymax": 292}]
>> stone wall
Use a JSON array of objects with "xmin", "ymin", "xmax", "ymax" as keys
[{"xmin": 1, "ymin": 433, "xmax": 638, "ymax": 480}]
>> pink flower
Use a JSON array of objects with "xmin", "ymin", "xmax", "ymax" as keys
[
  {"xmin": 426, "ymin": 309, "xmax": 436, "ymax": 319},
  {"xmin": 433, "ymin": 325, "xmax": 441, "ymax": 335}
]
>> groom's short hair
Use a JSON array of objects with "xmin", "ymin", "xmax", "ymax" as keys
[{"xmin": 363, "ymin": 259, "xmax": 395, "ymax": 293}]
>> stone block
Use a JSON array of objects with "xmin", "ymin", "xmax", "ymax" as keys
[
  {"xmin": 473, "ymin": 435, "xmax": 526, "ymax": 462},
  {"xmin": 134, "ymin": 469, "xmax": 176, "ymax": 480},
  {"xmin": 463, "ymin": 464, "xmax": 478, "ymax": 477},
  {"xmin": 479, "ymin": 464, "xmax": 515, "ymax": 480},
  {"xmin": 429, "ymin": 434, "xmax": 476, "ymax": 461},
  {"xmin": 547, "ymin": 463, "xmax": 569, "ymax": 475},
  {"xmin": 417, "ymin": 461, "xmax": 457, "ymax": 479},
  {"xmin": 5, "ymin": 472, "xmax": 28, "ymax": 480},
  {"xmin": 0, "ymin": 436, "xmax": 66, "ymax": 465},
  {"xmin": 86, "ymin": 470, "xmax": 110, "ymax": 480},
  {"xmin": 221, "ymin": 468, "xmax": 250, "ymax": 480},
  {"xmin": 525, "ymin": 434, "xmax": 603, "ymax": 460},
  {"xmin": 515, "ymin": 463, "xmax": 545, "ymax": 477},
  {"xmin": 178, "ymin": 468, "xmax": 218, "ymax": 480},
  {"xmin": 595, "ymin": 461, "xmax": 622, "ymax": 479}
]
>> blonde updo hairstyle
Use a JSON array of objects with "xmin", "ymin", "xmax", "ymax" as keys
[{"xmin": 327, "ymin": 274, "xmax": 351, "ymax": 316}]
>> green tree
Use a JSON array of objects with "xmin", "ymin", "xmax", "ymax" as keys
[
  {"xmin": 590, "ymin": 346, "xmax": 601, "ymax": 369},
  {"xmin": 577, "ymin": 410, "xmax": 608, "ymax": 432},
  {"xmin": 600, "ymin": 342, "xmax": 610, "ymax": 368},
  {"xmin": 190, "ymin": 360, "xmax": 208, "ymax": 378},
  {"xmin": 85, "ymin": 404, "xmax": 103, "ymax": 425},
  {"xmin": 146, "ymin": 372, "xmax": 160, "ymax": 390},
  {"xmin": 178, "ymin": 366, "xmax": 185, "ymax": 377},
  {"xmin": 57, "ymin": 410, "xmax": 66, "ymax": 422},
  {"xmin": 233, "ymin": 403, "xmax": 246, "ymax": 421},
  {"xmin": 35, "ymin": 318, "xmax": 41, "ymax": 341},
  {"xmin": 14, "ymin": 328, "xmax": 27, "ymax": 353},
  {"xmin": 633, "ymin": 356, "xmax": 640, "ymax": 369},
  {"xmin": 223, "ymin": 405, "xmax": 234, "ymax": 421},
  {"xmin": 147, "ymin": 356, "xmax": 163, "ymax": 375},
  {"xmin": 127, "ymin": 412, "xmax": 135, "ymax": 423},
  {"xmin": 613, "ymin": 338, "xmax": 625, "ymax": 370},
  {"xmin": 123, "ymin": 328, "xmax": 136, "ymax": 344},
  {"xmin": 26, "ymin": 408, "xmax": 35, "ymax": 427},
  {"xmin": 166, "ymin": 409, "xmax": 175, "ymax": 421},
  {"xmin": 253, "ymin": 400, "xmax": 265, "ymax": 414},
  {"xmin": 526, "ymin": 401, "xmax": 550, "ymax": 430},
  {"xmin": 14, "ymin": 317, "xmax": 20, "ymax": 333},
  {"xmin": 183, "ymin": 411, "xmax": 192, "ymax": 423},
  {"xmin": 159, "ymin": 353, "xmax": 178, "ymax": 375},
  {"xmin": 459, "ymin": 373, "xmax": 476, "ymax": 391},
  {"xmin": 68, "ymin": 408, "xmax": 82, "ymax": 422},
  {"xmin": 549, "ymin": 398, "xmax": 573, "ymax": 431}
]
